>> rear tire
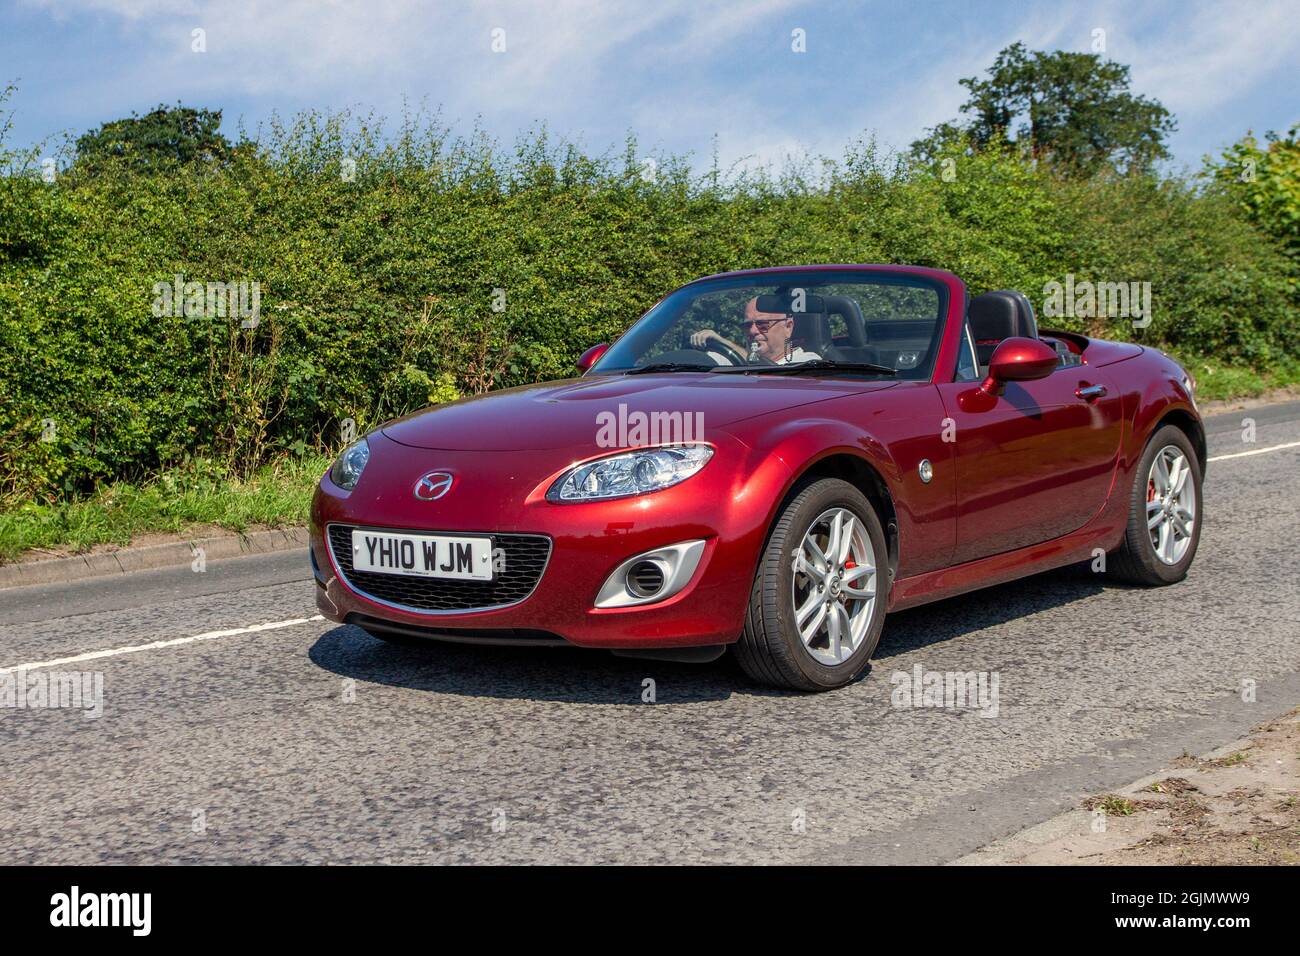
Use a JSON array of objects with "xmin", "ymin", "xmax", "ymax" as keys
[
  {"xmin": 735, "ymin": 478, "xmax": 888, "ymax": 692},
  {"xmin": 1106, "ymin": 424, "xmax": 1202, "ymax": 585}
]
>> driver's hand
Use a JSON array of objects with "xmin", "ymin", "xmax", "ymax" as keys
[{"xmin": 690, "ymin": 329, "xmax": 719, "ymax": 348}]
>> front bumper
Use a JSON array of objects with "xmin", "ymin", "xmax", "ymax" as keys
[{"xmin": 310, "ymin": 431, "xmax": 788, "ymax": 649}]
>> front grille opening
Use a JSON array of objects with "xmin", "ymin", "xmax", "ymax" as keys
[{"xmin": 328, "ymin": 525, "xmax": 551, "ymax": 613}]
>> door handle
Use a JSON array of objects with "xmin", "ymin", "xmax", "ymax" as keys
[{"xmin": 1075, "ymin": 383, "xmax": 1107, "ymax": 402}]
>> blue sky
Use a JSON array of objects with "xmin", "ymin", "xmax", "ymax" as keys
[{"xmin": 2, "ymin": 0, "xmax": 1297, "ymax": 173}]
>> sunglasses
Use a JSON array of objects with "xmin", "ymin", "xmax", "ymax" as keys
[{"xmin": 743, "ymin": 317, "xmax": 789, "ymax": 331}]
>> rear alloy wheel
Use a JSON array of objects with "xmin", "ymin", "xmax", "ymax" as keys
[
  {"xmin": 736, "ymin": 478, "xmax": 887, "ymax": 691},
  {"xmin": 1107, "ymin": 424, "xmax": 1202, "ymax": 585}
]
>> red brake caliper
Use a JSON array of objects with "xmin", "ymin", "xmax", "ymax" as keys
[{"xmin": 841, "ymin": 560, "xmax": 857, "ymax": 602}]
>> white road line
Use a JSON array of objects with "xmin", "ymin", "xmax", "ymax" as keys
[
  {"xmin": 0, "ymin": 615, "xmax": 324, "ymax": 674},
  {"xmin": 1208, "ymin": 440, "xmax": 1300, "ymax": 463}
]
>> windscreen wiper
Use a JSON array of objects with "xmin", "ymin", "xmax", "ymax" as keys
[
  {"xmin": 624, "ymin": 363, "xmax": 717, "ymax": 374},
  {"xmin": 748, "ymin": 360, "xmax": 898, "ymax": 376}
]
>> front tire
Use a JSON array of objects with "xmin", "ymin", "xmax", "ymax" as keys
[
  {"xmin": 1107, "ymin": 424, "xmax": 1202, "ymax": 585},
  {"xmin": 735, "ymin": 478, "xmax": 888, "ymax": 691}
]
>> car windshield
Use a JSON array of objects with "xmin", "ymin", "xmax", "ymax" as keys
[{"xmin": 593, "ymin": 270, "xmax": 948, "ymax": 379}]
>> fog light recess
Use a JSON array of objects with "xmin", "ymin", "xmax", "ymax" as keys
[
  {"xmin": 626, "ymin": 560, "xmax": 667, "ymax": 598},
  {"xmin": 595, "ymin": 540, "xmax": 706, "ymax": 608}
]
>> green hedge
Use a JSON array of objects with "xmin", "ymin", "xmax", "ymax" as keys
[{"xmin": 1, "ymin": 114, "xmax": 1296, "ymax": 503}]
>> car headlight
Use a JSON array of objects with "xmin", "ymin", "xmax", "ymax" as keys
[
  {"xmin": 547, "ymin": 445, "xmax": 713, "ymax": 502},
  {"xmin": 329, "ymin": 438, "xmax": 370, "ymax": 490}
]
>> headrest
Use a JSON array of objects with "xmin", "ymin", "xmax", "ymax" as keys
[
  {"xmin": 790, "ymin": 312, "xmax": 832, "ymax": 352},
  {"xmin": 755, "ymin": 292, "xmax": 827, "ymax": 315},
  {"xmin": 969, "ymin": 290, "xmax": 1039, "ymax": 341}
]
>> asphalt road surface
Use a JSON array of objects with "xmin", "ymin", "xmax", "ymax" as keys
[{"xmin": 3, "ymin": 401, "xmax": 1299, "ymax": 864}]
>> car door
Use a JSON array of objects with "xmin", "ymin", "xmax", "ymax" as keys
[{"xmin": 935, "ymin": 364, "xmax": 1124, "ymax": 565}]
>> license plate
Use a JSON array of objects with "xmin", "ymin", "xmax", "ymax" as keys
[{"xmin": 350, "ymin": 530, "xmax": 494, "ymax": 581}]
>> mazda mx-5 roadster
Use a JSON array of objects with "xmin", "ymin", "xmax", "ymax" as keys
[{"xmin": 310, "ymin": 265, "xmax": 1203, "ymax": 691}]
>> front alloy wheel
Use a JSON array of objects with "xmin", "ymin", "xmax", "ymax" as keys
[
  {"xmin": 791, "ymin": 507, "xmax": 878, "ymax": 665},
  {"xmin": 1145, "ymin": 445, "xmax": 1196, "ymax": 565},
  {"xmin": 1107, "ymin": 423, "xmax": 1203, "ymax": 585},
  {"xmin": 736, "ymin": 478, "xmax": 888, "ymax": 691}
]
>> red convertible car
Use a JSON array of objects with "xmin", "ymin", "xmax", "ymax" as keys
[{"xmin": 310, "ymin": 265, "xmax": 1203, "ymax": 691}]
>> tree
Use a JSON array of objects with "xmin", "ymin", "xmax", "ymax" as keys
[
  {"xmin": 1211, "ymin": 126, "xmax": 1300, "ymax": 263},
  {"xmin": 74, "ymin": 104, "xmax": 234, "ymax": 172},
  {"xmin": 913, "ymin": 43, "xmax": 1176, "ymax": 175}
]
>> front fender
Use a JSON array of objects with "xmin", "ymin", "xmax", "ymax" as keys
[
  {"xmin": 761, "ymin": 417, "xmax": 906, "ymax": 503},
  {"xmin": 1129, "ymin": 352, "xmax": 1204, "ymax": 469},
  {"xmin": 725, "ymin": 386, "xmax": 956, "ymax": 579}
]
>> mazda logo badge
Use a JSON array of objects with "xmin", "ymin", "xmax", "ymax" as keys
[{"xmin": 413, "ymin": 471, "xmax": 454, "ymax": 501}]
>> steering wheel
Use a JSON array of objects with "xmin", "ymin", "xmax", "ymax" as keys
[
  {"xmin": 687, "ymin": 336, "xmax": 749, "ymax": 366},
  {"xmin": 644, "ymin": 348, "xmax": 721, "ymax": 367}
]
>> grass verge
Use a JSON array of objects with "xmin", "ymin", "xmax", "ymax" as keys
[
  {"xmin": 1178, "ymin": 357, "xmax": 1300, "ymax": 402},
  {"xmin": 0, "ymin": 455, "xmax": 330, "ymax": 564}
]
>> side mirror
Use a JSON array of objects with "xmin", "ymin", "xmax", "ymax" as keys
[
  {"xmin": 577, "ymin": 343, "xmax": 609, "ymax": 374},
  {"xmin": 981, "ymin": 337, "xmax": 1058, "ymax": 395}
]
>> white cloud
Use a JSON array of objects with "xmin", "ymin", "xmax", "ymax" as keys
[
  {"xmin": 26, "ymin": 0, "xmax": 804, "ymax": 106},
  {"xmin": 1125, "ymin": 0, "xmax": 1300, "ymax": 115},
  {"xmin": 12, "ymin": 0, "xmax": 1300, "ymax": 169},
  {"xmin": 25, "ymin": 0, "xmax": 197, "ymax": 19}
]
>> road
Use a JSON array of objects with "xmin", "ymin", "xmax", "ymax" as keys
[{"xmin": 2, "ymin": 401, "xmax": 1299, "ymax": 864}]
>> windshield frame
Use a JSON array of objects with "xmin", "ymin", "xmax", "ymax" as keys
[{"xmin": 590, "ymin": 268, "xmax": 953, "ymax": 380}]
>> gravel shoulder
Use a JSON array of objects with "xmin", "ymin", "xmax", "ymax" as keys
[{"xmin": 952, "ymin": 707, "xmax": 1300, "ymax": 865}]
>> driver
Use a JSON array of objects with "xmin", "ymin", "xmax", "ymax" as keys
[{"xmin": 690, "ymin": 297, "xmax": 820, "ymax": 365}]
